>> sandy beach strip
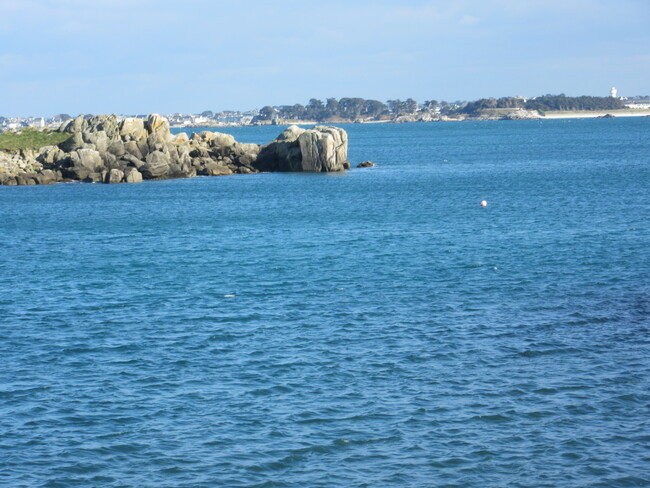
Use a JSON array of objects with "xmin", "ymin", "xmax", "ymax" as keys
[{"xmin": 542, "ymin": 109, "xmax": 650, "ymax": 119}]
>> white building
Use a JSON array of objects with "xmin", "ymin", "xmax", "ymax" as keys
[{"xmin": 610, "ymin": 87, "xmax": 617, "ymax": 98}]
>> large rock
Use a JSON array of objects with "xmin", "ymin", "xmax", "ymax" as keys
[
  {"xmin": 59, "ymin": 132, "xmax": 84, "ymax": 152},
  {"xmin": 119, "ymin": 118, "xmax": 147, "ymax": 140},
  {"xmin": 123, "ymin": 140, "xmax": 144, "ymax": 160},
  {"xmin": 104, "ymin": 168, "xmax": 124, "ymax": 184},
  {"xmin": 37, "ymin": 145, "xmax": 65, "ymax": 166},
  {"xmin": 70, "ymin": 148, "xmax": 103, "ymax": 171},
  {"xmin": 298, "ymin": 126, "xmax": 348, "ymax": 172},
  {"xmin": 254, "ymin": 125, "xmax": 348, "ymax": 172},
  {"xmin": 120, "ymin": 153, "xmax": 145, "ymax": 168},
  {"xmin": 0, "ymin": 174, "xmax": 17, "ymax": 185},
  {"xmin": 173, "ymin": 132, "xmax": 189, "ymax": 144},
  {"xmin": 62, "ymin": 166, "xmax": 92, "ymax": 181},
  {"xmin": 60, "ymin": 115, "xmax": 84, "ymax": 133},
  {"xmin": 209, "ymin": 132, "xmax": 237, "ymax": 148},
  {"xmin": 36, "ymin": 169, "xmax": 59, "ymax": 184},
  {"xmin": 85, "ymin": 115, "xmax": 119, "ymax": 140},
  {"xmin": 145, "ymin": 114, "xmax": 169, "ymax": 135},
  {"xmin": 276, "ymin": 125, "xmax": 305, "ymax": 142},
  {"xmin": 124, "ymin": 167, "xmax": 143, "ymax": 183},
  {"xmin": 107, "ymin": 141, "xmax": 126, "ymax": 157},
  {"xmin": 140, "ymin": 151, "xmax": 171, "ymax": 179},
  {"xmin": 202, "ymin": 161, "xmax": 233, "ymax": 176},
  {"xmin": 83, "ymin": 130, "xmax": 110, "ymax": 153}
]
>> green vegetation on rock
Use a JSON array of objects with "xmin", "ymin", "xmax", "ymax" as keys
[{"xmin": 0, "ymin": 128, "xmax": 71, "ymax": 151}]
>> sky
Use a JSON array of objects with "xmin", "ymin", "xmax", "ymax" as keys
[{"xmin": 1, "ymin": 0, "xmax": 649, "ymax": 117}]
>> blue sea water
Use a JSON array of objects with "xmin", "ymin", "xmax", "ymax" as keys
[{"xmin": 1, "ymin": 118, "xmax": 649, "ymax": 488}]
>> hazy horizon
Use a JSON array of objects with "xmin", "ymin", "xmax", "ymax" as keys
[{"xmin": 2, "ymin": 0, "xmax": 649, "ymax": 118}]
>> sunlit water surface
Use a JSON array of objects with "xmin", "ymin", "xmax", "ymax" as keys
[{"xmin": 1, "ymin": 119, "xmax": 649, "ymax": 487}]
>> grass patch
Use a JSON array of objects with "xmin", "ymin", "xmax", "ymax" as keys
[{"xmin": 0, "ymin": 128, "xmax": 71, "ymax": 151}]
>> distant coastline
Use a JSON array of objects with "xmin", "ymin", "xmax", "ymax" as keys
[
  {"xmin": 4, "ymin": 93, "xmax": 650, "ymax": 132},
  {"xmin": 167, "ymin": 108, "xmax": 650, "ymax": 128},
  {"xmin": 539, "ymin": 109, "xmax": 650, "ymax": 119}
]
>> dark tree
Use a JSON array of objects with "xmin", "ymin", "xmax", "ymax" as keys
[
  {"xmin": 387, "ymin": 99, "xmax": 405, "ymax": 115},
  {"xmin": 405, "ymin": 98, "xmax": 418, "ymax": 114},
  {"xmin": 325, "ymin": 98, "xmax": 339, "ymax": 117},
  {"xmin": 257, "ymin": 106, "xmax": 276, "ymax": 120},
  {"xmin": 361, "ymin": 99, "xmax": 388, "ymax": 118}
]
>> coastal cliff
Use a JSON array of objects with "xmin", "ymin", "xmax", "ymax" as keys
[{"xmin": 0, "ymin": 115, "xmax": 350, "ymax": 186}]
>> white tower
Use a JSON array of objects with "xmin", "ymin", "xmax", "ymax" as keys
[{"xmin": 610, "ymin": 87, "xmax": 617, "ymax": 98}]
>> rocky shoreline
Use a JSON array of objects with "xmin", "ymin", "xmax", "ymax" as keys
[{"xmin": 0, "ymin": 115, "xmax": 350, "ymax": 186}]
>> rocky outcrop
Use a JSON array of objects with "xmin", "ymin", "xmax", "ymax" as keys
[
  {"xmin": 502, "ymin": 109, "xmax": 541, "ymax": 120},
  {"xmin": 394, "ymin": 112, "xmax": 442, "ymax": 123},
  {"xmin": 1, "ymin": 115, "xmax": 351, "ymax": 186},
  {"xmin": 357, "ymin": 161, "xmax": 375, "ymax": 168},
  {"xmin": 254, "ymin": 125, "xmax": 349, "ymax": 172}
]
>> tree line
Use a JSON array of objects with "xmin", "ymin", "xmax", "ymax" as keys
[
  {"xmin": 251, "ymin": 94, "xmax": 627, "ymax": 122},
  {"xmin": 253, "ymin": 97, "xmax": 453, "ymax": 122},
  {"xmin": 462, "ymin": 94, "xmax": 625, "ymax": 115}
]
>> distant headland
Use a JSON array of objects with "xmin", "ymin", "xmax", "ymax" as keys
[{"xmin": 2, "ymin": 93, "xmax": 649, "ymax": 131}]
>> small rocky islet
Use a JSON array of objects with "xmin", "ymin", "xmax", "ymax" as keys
[{"xmin": 0, "ymin": 114, "xmax": 350, "ymax": 186}]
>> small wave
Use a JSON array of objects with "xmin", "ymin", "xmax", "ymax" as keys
[{"xmin": 470, "ymin": 414, "xmax": 511, "ymax": 422}]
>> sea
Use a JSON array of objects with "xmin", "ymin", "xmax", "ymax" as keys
[{"xmin": 1, "ymin": 118, "xmax": 649, "ymax": 488}]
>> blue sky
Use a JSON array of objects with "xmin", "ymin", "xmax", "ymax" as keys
[{"xmin": 1, "ymin": 0, "xmax": 649, "ymax": 116}]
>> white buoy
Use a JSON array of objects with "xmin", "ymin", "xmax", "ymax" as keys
[{"xmin": 480, "ymin": 200, "xmax": 488, "ymax": 207}]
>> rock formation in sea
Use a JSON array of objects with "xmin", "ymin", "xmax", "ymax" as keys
[
  {"xmin": 255, "ymin": 125, "xmax": 349, "ymax": 172},
  {"xmin": 0, "ymin": 115, "xmax": 350, "ymax": 186},
  {"xmin": 356, "ymin": 161, "xmax": 375, "ymax": 168}
]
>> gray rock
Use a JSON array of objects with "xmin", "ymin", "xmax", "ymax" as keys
[
  {"xmin": 104, "ymin": 168, "xmax": 124, "ymax": 184},
  {"xmin": 137, "ymin": 139, "xmax": 149, "ymax": 158},
  {"xmin": 276, "ymin": 125, "xmax": 305, "ymax": 142},
  {"xmin": 0, "ymin": 175, "xmax": 17, "ymax": 185},
  {"xmin": 120, "ymin": 154, "xmax": 145, "ymax": 168},
  {"xmin": 59, "ymin": 132, "xmax": 84, "ymax": 152},
  {"xmin": 107, "ymin": 141, "xmax": 126, "ymax": 157},
  {"xmin": 298, "ymin": 126, "xmax": 348, "ymax": 172},
  {"xmin": 140, "ymin": 151, "xmax": 171, "ymax": 179},
  {"xmin": 83, "ymin": 172, "xmax": 103, "ymax": 183},
  {"xmin": 124, "ymin": 167, "xmax": 143, "ymax": 183},
  {"xmin": 209, "ymin": 132, "xmax": 237, "ymax": 148},
  {"xmin": 189, "ymin": 147, "xmax": 210, "ymax": 159},
  {"xmin": 174, "ymin": 132, "xmax": 189, "ymax": 143},
  {"xmin": 254, "ymin": 125, "xmax": 348, "ymax": 172},
  {"xmin": 61, "ymin": 115, "xmax": 84, "ymax": 133},
  {"xmin": 37, "ymin": 169, "xmax": 58, "ymax": 184},
  {"xmin": 145, "ymin": 114, "xmax": 169, "ymax": 135},
  {"xmin": 62, "ymin": 166, "xmax": 92, "ymax": 181},
  {"xmin": 357, "ymin": 161, "xmax": 375, "ymax": 168},
  {"xmin": 85, "ymin": 115, "xmax": 120, "ymax": 139},
  {"xmin": 203, "ymin": 161, "xmax": 233, "ymax": 176},
  {"xmin": 119, "ymin": 118, "xmax": 147, "ymax": 140},
  {"xmin": 74, "ymin": 148, "xmax": 103, "ymax": 171},
  {"xmin": 37, "ymin": 145, "xmax": 65, "ymax": 166},
  {"xmin": 123, "ymin": 140, "xmax": 144, "ymax": 160},
  {"xmin": 14, "ymin": 174, "xmax": 28, "ymax": 185},
  {"xmin": 101, "ymin": 151, "xmax": 117, "ymax": 167}
]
